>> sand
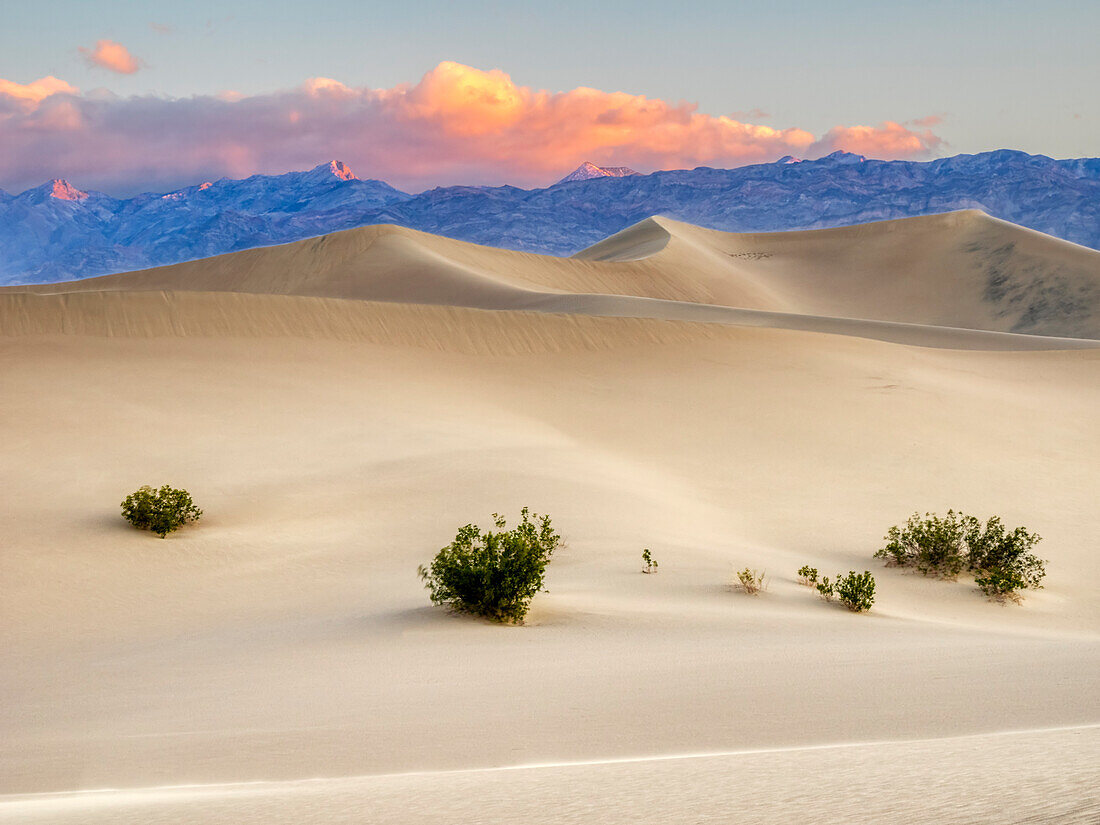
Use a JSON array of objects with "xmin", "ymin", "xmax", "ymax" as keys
[
  {"xmin": 1, "ymin": 211, "xmax": 1098, "ymax": 822},
  {"xmin": 5, "ymin": 728, "xmax": 1099, "ymax": 824}
]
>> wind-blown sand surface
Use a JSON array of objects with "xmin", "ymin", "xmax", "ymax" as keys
[{"xmin": 1, "ymin": 211, "xmax": 1098, "ymax": 822}]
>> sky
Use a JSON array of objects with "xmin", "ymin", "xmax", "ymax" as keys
[{"xmin": 1, "ymin": 0, "xmax": 1096, "ymax": 196}]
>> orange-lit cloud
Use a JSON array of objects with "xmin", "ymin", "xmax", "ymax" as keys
[
  {"xmin": 80, "ymin": 40, "xmax": 142, "ymax": 74},
  {"xmin": 376, "ymin": 63, "xmax": 821, "ymax": 169},
  {"xmin": 0, "ymin": 62, "xmax": 945, "ymax": 195},
  {"xmin": 403, "ymin": 62, "xmax": 527, "ymax": 136},
  {"xmin": 0, "ymin": 76, "xmax": 78, "ymax": 107},
  {"xmin": 813, "ymin": 120, "xmax": 945, "ymax": 158},
  {"xmin": 303, "ymin": 77, "xmax": 353, "ymax": 96}
]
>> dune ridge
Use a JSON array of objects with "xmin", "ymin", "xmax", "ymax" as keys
[{"xmin": 7, "ymin": 209, "xmax": 1100, "ymax": 343}]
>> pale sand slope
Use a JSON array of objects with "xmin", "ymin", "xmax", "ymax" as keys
[
  {"xmin": 12, "ymin": 209, "xmax": 1100, "ymax": 341},
  {"xmin": 1, "ymin": 213, "xmax": 1098, "ymax": 822},
  {"xmin": 5, "ymin": 728, "xmax": 1099, "ymax": 824}
]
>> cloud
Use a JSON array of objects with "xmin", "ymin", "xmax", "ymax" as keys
[
  {"xmin": 811, "ymin": 121, "xmax": 944, "ymax": 158},
  {"xmin": 908, "ymin": 114, "xmax": 944, "ymax": 128},
  {"xmin": 80, "ymin": 40, "xmax": 142, "ymax": 74},
  {"xmin": 0, "ymin": 61, "xmax": 946, "ymax": 195},
  {"xmin": 149, "ymin": 22, "xmax": 174, "ymax": 35},
  {"xmin": 0, "ymin": 76, "xmax": 79, "ymax": 107},
  {"xmin": 302, "ymin": 77, "xmax": 353, "ymax": 96}
]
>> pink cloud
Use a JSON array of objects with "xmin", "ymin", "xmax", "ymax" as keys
[
  {"xmin": 0, "ymin": 76, "xmax": 79, "ymax": 107},
  {"xmin": 302, "ymin": 77, "xmax": 353, "ymax": 96},
  {"xmin": 0, "ymin": 61, "xmax": 946, "ymax": 195},
  {"xmin": 812, "ymin": 121, "xmax": 944, "ymax": 158},
  {"xmin": 80, "ymin": 40, "xmax": 142, "ymax": 74},
  {"xmin": 909, "ymin": 114, "xmax": 944, "ymax": 128}
]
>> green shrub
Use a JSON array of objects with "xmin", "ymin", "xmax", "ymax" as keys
[
  {"xmin": 797, "ymin": 565, "xmax": 819, "ymax": 586},
  {"xmin": 736, "ymin": 567, "xmax": 766, "ymax": 595},
  {"xmin": 966, "ymin": 516, "xmax": 1045, "ymax": 601},
  {"xmin": 968, "ymin": 517, "xmax": 1042, "ymax": 602},
  {"xmin": 642, "ymin": 548, "xmax": 658, "ymax": 574},
  {"xmin": 875, "ymin": 510, "xmax": 969, "ymax": 578},
  {"xmin": 418, "ymin": 508, "xmax": 560, "ymax": 623},
  {"xmin": 812, "ymin": 571, "xmax": 875, "ymax": 612},
  {"xmin": 121, "ymin": 485, "xmax": 202, "ymax": 538},
  {"xmin": 876, "ymin": 511, "xmax": 1045, "ymax": 601},
  {"xmin": 834, "ymin": 571, "xmax": 876, "ymax": 612}
]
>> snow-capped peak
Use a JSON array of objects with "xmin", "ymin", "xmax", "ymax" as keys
[
  {"xmin": 311, "ymin": 160, "xmax": 358, "ymax": 181},
  {"xmin": 556, "ymin": 162, "xmax": 640, "ymax": 184},
  {"xmin": 47, "ymin": 179, "xmax": 89, "ymax": 201}
]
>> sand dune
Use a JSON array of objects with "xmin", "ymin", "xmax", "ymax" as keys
[
  {"xmin": 1, "ymin": 212, "xmax": 1097, "ymax": 822},
  {"xmin": 12, "ymin": 209, "xmax": 1100, "ymax": 341}
]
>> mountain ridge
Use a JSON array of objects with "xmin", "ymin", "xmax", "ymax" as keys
[
  {"xmin": 556, "ymin": 161, "xmax": 641, "ymax": 184},
  {"xmin": 2, "ymin": 150, "xmax": 1099, "ymax": 285}
]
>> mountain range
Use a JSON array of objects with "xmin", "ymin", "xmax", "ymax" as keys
[{"xmin": 1, "ymin": 150, "xmax": 1098, "ymax": 285}]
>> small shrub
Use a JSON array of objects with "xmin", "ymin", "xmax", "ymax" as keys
[
  {"xmin": 797, "ymin": 565, "xmax": 819, "ymax": 586},
  {"xmin": 121, "ymin": 484, "xmax": 202, "ymax": 538},
  {"xmin": 736, "ymin": 567, "xmax": 766, "ymax": 595},
  {"xmin": 418, "ymin": 508, "xmax": 560, "ymax": 624},
  {"xmin": 642, "ymin": 548, "xmax": 658, "ymax": 574},
  {"xmin": 834, "ymin": 571, "xmax": 876, "ymax": 612},
  {"xmin": 815, "ymin": 576, "xmax": 835, "ymax": 601},
  {"xmin": 875, "ymin": 510, "xmax": 969, "ymax": 578},
  {"xmin": 965, "ymin": 517, "xmax": 1045, "ymax": 601},
  {"xmin": 876, "ymin": 511, "xmax": 1046, "ymax": 602}
]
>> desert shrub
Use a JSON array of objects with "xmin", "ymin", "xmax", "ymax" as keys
[
  {"xmin": 876, "ymin": 511, "xmax": 1045, "ymax": 602},
  {"xmin": 815, "ymin": 575, "xmax": 835, "ymax": 601},
  {"xmin": 418, "ymin": 508, "xmax": 560, "ymax": 624},
  {"xmin": 966, "ymin": 517, "xmax": 1045, "ymax": 601},
  {"xmin": 973, "ymin": 567, "xmax": 1028, "ymax": 602},
  {"xmin": 642, "ymin": 548, "xmax": 658, "ymax": 574},
  {"xmin": 120, "ymin": 485, "xmax": 202, "ymax": 538},
  {"xmin": 736, "ymin": 567, "xmax": 766, "ymax": 595},
  {"xmin": 797, "ymin": 565, "xmax": 819, "ymax": 586},
  {"xmin": 834, "ymin": 571, "xmax": 876, "ymax": 612},
  {"xmin": 875, "ymin": 510, "xmax": 969, "ymax": 578}
]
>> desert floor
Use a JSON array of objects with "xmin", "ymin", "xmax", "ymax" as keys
[{"xmin": 2, "ymin": 214, "xmax": 1098, "ymax": 822}]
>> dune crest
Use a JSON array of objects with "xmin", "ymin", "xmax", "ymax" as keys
[{"xmin": 5, "ymin": 210, "xmax": 1100, "ymax": 345}]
